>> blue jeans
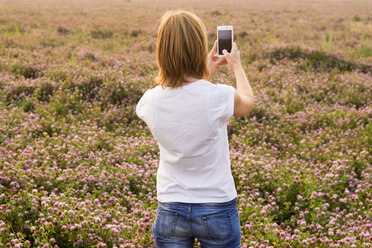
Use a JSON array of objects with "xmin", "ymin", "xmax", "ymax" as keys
[{"xmin": 152, "ymin": 198, "xmax": 241, "ymax": 248}]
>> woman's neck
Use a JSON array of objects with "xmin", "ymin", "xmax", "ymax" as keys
[{"xmin": 181, "ymin": 76, "xmax": 201, "ymax": 86}]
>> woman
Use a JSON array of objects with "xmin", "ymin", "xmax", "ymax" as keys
[{"xmin": 136, "ymin": 10, "xmax": 254, "ymax": 248}]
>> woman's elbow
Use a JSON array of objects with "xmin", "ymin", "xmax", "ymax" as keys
[
  {"xmin": 246, "ymin": 98, "xmax": 254, "ymax": 114},
  {"xmin": 233, "ymin": 96, "xmax": 254, "ymax": 117}
]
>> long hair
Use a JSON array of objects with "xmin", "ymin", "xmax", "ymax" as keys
[{"xmin": 156, "ymin": 10, "xmax": 209, "ymax": 88}]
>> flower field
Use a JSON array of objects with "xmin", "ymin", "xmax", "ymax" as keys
[{"xmin": 0, "ymin": 0, "xmax": 371, "ymax": 247}]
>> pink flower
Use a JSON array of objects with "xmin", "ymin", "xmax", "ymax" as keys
[
  {"xmin": 111, "ymin": 228, "xmax": 119, "ymax": 235},
  {"xmin": 245, "ymin": 224, "xmax": 252, "ymax": 229}
]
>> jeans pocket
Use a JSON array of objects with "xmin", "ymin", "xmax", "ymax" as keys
[
  {"xmin": 154, "ymin": 209, "xmax": 179, "ymax": 238},
  {"xmin": 202, "ymin": 210, "xmax": 234, "ymax": 241}
]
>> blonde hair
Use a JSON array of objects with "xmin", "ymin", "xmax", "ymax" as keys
[{"xmin": 156, "ymin": 10, "xmax": 209, "ymax": 88}]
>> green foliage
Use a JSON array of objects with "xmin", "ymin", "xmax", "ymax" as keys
[
  {"xmin": 272, "ymin": 182, "xmax": 310, "ymax": 226},
  {"xmin": 100, "ymin": 80, "xmax": 143, "ymax": 107},
  {"xmin": 21, "ymin": 98, "xmax": 35, "ymax": 112},
  {"xmin": 48, "ymin": 70, "xmax": 69, "ymax": 82},
  {"xmin": 11, "ymin": 64, "xmax": 42, "ymax": 79},
  {"xmin": 320, "ymin": 32, "xmax": 334, "ymax": 51},
  {"xmin": 5, "ymin": 84, "xmax": 35, "ymax": 104},
  {"xmin": 352, "ymin": 15, "xmax": 362, "ymax": 22},
  {"xmin": 48, "ymin": 89, "xmax": 84, "ymax": 117},
  {"xmin": 91, "ymin": 29, "xmax": 113, "ymax": 39},
  {"xmin": 356, "ymin": 36, "xmax": 372, "ymax": 58},
  {"xmin": 40, "ymin": 37, "xmax": 63, "ymax": 48},
  {"xmin": 35, "ymin": 81, "xmax": 55, "ymax": 102},
  {"xmin": 57, "ymin": 26, "xmax": 70, "ymax": 35},
  {"xmin": 1, "ymin": 24, "xmax": 22, "ymax": 37},
  {"xmin": 269, "ymin": 46, "xmax": 372, "ymax": 74},
  {"xmin": 77, "ymin": 76, "xmax": 104, "ymax": 102},
  {"xmin": 211, "ymin": 10, "xmax": 222, "ymax": 16},
  {"xmin": 130, "ymin": 29, "xmax": 142, "ymax": 38}
]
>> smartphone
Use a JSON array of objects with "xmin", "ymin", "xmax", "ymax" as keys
[{"xmin": 217, "ymin": 26, "xmax": 233, "ymax": 57}]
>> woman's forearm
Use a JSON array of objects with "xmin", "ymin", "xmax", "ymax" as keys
[{"xmin": 232, "ymin": 64, "xmax": 254, "ymax": 101}]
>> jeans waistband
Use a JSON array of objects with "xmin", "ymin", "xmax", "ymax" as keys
[{"xmin": 158, "ymin": 197, "xmax": 237, "ymax": 209}]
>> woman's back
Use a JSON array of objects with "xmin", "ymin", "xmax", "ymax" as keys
[
  {"xmin": 136, "ymin": 79, "xmax": 237, "ymax": 203},
  {"xmin": 136, "ymin": 9, "xmax": 254, "ymax": 247}
]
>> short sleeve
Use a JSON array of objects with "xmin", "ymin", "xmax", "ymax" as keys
[
  {"xmin": 136, "ymin": 90, "xmax": 151, "ymax": 122},
  {"xmin": 209, "ymin": 84, "xmax": 235, "ymax": 131}
]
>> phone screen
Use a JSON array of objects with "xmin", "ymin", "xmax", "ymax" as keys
[{"xmin": 218, "ymin": 29, "xmax": 232, "ymax": 55}]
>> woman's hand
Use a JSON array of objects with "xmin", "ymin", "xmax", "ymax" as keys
[
  {"xmin": 207, "ymin": 40, "xmax": 228, "ymax": 80},
  {"xmin": 222, "ymin": 42, "xmax": 241, "ymax": 71}
]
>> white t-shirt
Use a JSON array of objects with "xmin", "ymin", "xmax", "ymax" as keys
[{"xmin": 136, "ymin": 79, "xmax": 237, "ymax": 203}]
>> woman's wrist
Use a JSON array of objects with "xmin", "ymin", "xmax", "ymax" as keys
[
  {"xmin": 231, "ymin": 62, "xmax": 243, "ymax": 72},
  {"xmin": 208, "ymin": 65, "xmax": 216, "ymax": 79}
]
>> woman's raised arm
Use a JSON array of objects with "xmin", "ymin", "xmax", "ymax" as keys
[{"xmin": 222, "ymin": 42, "xmax": 254, "ymax": 117}]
